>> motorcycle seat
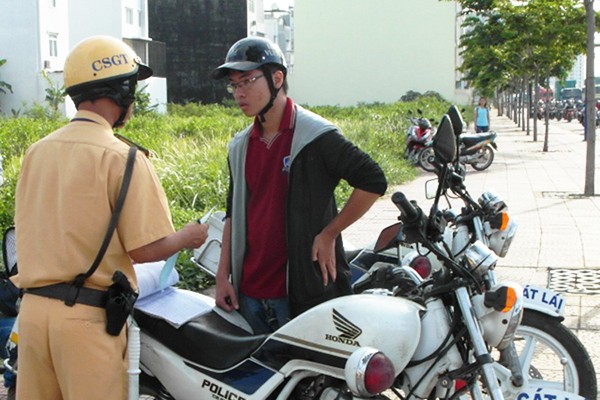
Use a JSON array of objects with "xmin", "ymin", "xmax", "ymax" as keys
[
  {"xmin": 460, "ymin": 132, "xmax": 496, "ymax": 147},
  {"xmin": 134, "ymin": 309, "xmax": 269, "ymax": 370}
]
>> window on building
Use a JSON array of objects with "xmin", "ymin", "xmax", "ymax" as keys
[
  {"xmin": 137, "ymin": 0, "xmax": 144, "ymax": 27},
  {"xmin": 49, "ymin": 33, "xmax": 58, "ymax": 57},
  {"xmin": 49, "ymin": 0, "xmax": 56, "ymax": 7},
  {"xmin": 249, "ymin": 0, "xmax": 255, "ymax": 12},
  {"xmin": 126, "ymin": 7, "xmax": 134, "ymax": 24}
]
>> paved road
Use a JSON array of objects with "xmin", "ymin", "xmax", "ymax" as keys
[{"xmin": 344, "ymin": 111, "xmax": 600, "ymax": 389}]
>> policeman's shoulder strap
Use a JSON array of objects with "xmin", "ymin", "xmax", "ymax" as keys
[{"xmin": 65, "ymin": 146, "xmax": 137, "ymax": 306}]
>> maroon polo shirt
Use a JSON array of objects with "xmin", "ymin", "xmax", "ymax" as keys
[{"xmin": 241, "ymin": 98, "xmax": 296, "ymax": 298}]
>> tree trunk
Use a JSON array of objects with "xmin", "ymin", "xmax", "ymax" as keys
[
  {"xmin": 526, "ymin": 79, "xmax": 531, "ymax": 135},
  {"xmin": 533, "ymin": 70, "xmax": 539, "ymax": 142},
  {"xmin": 543, "ymin": 73, "xmax": 550, "ymax": 152}
]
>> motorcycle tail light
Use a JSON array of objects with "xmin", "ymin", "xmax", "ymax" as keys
[
  {"xmin": 345, "ymin": 347, "xmax": 395, "ymax": 396},
  {"xmin": 409, "ymin": 256, "xmax": 432, "ymax": 279},
  {"xmin": 455, "ymin": 379, "xmax": 467, "ymax": 391}
]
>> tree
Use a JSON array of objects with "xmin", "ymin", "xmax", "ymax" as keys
[
  {"xmin": 452, "ymin": 0, "xmax": 587, "ymax": 150},
  {"xmin": 0, "ymin": 59, "xmax": 13, "ymax": 114}
]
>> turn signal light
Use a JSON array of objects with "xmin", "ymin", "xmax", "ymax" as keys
[
  {"xmin": 484, "ymin": 285, "xmax": 518, "ymax": 313},
  {"xmin": 489, "ymin": 212, "xmax": 510, "ymax": 231}
]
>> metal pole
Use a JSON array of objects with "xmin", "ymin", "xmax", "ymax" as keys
[{"xmin": 584, "ymin": 0, "xmax": 596, "ymax": 195}]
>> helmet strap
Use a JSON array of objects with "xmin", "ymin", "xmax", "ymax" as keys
[
  {"xmin": 108, "ymin": 76, "xmax": 137, "ymax": 128},
  {"xmin": 258, "ymin": 67, "xmax": 281, "ymax": 123}
]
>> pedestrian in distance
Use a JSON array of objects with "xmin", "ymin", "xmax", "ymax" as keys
[
  {"xmin": 13, "ymin": 35, "xmax": 209, "ymax": 400},
  {"xmin": 474, "ymin": 97, "xmax": 491, "ymax": 133},
  {"xmin": 211, "ymin": 37, "xmax": 388, "ymax": 334}
]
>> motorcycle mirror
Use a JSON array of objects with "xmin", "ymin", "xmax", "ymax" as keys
[
  {"xmin": 425, "ymin": 179, "xmax": 438, "ymax": 200},
  {"xmin": 432, "ymin": 114, "xmax": 457, "ymax": 163},
  {"xmin": 446, "ymin": 105, "xmax": 465, "ymax": 137}
]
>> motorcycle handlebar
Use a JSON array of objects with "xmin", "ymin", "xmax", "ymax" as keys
[{"xmin": 391, "ymin": 192, "xmax": 420, "ymax": 223}]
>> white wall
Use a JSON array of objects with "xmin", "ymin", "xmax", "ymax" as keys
[
  {"xmin": 0, "ymin": 0, "xmax": 165, "ymax": 117},
  {"xmin": 68, "ymin": 0, "xmax": 124, "ymax": 47},
  {"xmin": 0, "ymin": 0, "xmax": 70, "ymax": 114},
  {"xmin": 144, "ymin": 77, "xmax": 168, "ymax": 114},
  {"xmin": 288, "ymin": 0, "xmax": 469, "ymax": 106}
]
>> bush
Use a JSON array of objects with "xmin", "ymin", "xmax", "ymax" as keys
[{"xmin": 0, "ymin": 97, "xmax": 453, "ymax": 291}]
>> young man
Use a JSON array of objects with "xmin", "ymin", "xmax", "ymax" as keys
[
  {"xmin": 212, "ymin": 37, "xmax": 387, "ymax": 334},
  {"xmin": 14, "ymin": 36, "xmax": 209, "ymax": 400}
]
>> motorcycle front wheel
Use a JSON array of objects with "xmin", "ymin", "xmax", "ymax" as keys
[
  {"xmin": 470, "ymin": 145, "xmax": 494, "ymax": 171},
  {"xmin": 511, "ymin": 310, "xmax": 597, "ymax": 399},
  {"xmin": 417, "ymin": 147, "xmax": 436, "ymax": 172}
]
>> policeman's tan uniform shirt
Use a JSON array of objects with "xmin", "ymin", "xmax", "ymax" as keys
[
  {"xmin": 13, "ymin": 110, "xmax": 175, "ymax": 400},
  {"xmin": 15, "ymin": 110, "xmax": 174, "ymax": 290}
]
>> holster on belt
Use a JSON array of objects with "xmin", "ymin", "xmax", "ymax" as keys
[{"xmin": 105, "ymin": 271, "xmax": 138, "ymax": 336}]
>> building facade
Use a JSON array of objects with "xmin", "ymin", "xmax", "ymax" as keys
[
  {"xmin": 0, "ymin": 0, "xmax": 167, "ymax": 117},
  {"xmin": 287, "ymin": 0, "xmax": 470, "ymax": 106},
  {"xmin": 147, "ymin": 0, "xmax": 247, "ymax": 105}
]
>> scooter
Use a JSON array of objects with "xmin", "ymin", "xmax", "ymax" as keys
[
  {"xmin": 457, "ymin": 130, "xmax": 497, "ymax": 171},
  {"xmin": 403, "ymin": 111, "xmax": 437, "ymax": 172}
]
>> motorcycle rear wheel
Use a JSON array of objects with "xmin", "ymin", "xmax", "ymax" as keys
[
  {"xmin": 511, "ymin": 310, "xmax": 597, "ymax": 399},
  {"xmin": 417, "ymin": 148, "xmax": 436, "ymax": 172},
  {"xmin": 470, "ymin": 146, "xmax": 494, "ymax": 171}
]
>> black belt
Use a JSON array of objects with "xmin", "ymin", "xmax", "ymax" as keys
[{"xmin": 25, "ymin": 283, "xmax": 108, "ymax": 308}]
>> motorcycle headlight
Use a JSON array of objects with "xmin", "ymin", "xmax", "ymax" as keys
[
  {"xmin": 478, "ymin": 191, "xmax": 506, "ymax": 214},
  {"xmin": 464, "ymin": 240, "xmax": 498, "ymax": 275},
  {"xmin": 474, "ymin": 283, "xmax": 524, "ymax": 350},
  {"xmin": 488, "ymin": 215, "xmax": 518, "ymax": 257}
]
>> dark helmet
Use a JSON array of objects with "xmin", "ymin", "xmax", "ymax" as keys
[
  {"xmin": 213, "ymin": 37, "xmax": 287, "ymax": 122},
  {"xmin": 212, "ymin": 37, "xmax": 287, "ymax": 80},
  {"xmin": 418, "ymin": 118, "xmax": 432, "ymax": 131}
]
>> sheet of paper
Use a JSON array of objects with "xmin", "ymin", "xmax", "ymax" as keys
[
  {"xmin": 134, "ymin": 261, "xmax": 179, "ymax": 300},
  {"xmin": 159, "ymin": 252, "xmax": 179, "ymax": 290},
  {"xmin": 135, "ymin": 288, "xmax": 214, "ymax": 328}
]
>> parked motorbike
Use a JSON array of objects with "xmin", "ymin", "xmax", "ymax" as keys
[
  {"xmin": 189, "ymin": 118, "xmax": 538, "ymax": 399},
  {"xmin": 404, "ymin": 110, "xmax": 437, "ymax": 172},
  {"xmin": 349, "ymin": 109, "xmax": 596, "ymax": 399},
  {"xmin": 420, "ymin": 106, "xmax": 496, "ymax": 172},
  {"xmin": 3, "ymin": 240, "xmax": 415, "ymax": 400}
]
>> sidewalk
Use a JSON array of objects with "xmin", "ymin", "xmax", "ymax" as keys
[{"xmin": 343, "ymin": 111, "xmax": 600, "ymax": 382}]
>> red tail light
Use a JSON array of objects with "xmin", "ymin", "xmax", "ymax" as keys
[
  {"xmin": 345, "ymin": 347, "xmax": 395, "ymax": 396},
  {"xmin": 410, "ymin": 256, "xmax": 432, "ymax": 279},
  {"xmin": 364, "ymin": 352, "xmax": 396, "ymax": 394},
  {"xmin": 455, "ymin": 379, "xmax": 467, "ymax": 391}
]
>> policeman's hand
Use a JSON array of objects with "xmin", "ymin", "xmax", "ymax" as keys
[
  {"xmin": 312, "ymin": 231, "xmax": 337, "ymax": 286},
  {"xmin": 180, "ymin": 222, "xmax": 209, "ymax": 249},
  {"xmin": 215, "ymin": 278, "xmax": 238, "ymax": 312}
]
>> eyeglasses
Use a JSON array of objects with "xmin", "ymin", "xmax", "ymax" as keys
[{"xmin": 226, "ymin": 74, "xmax": 264, "ymax": 94}]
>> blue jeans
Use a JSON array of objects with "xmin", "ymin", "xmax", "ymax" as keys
[
  {"xmin": 238, "ymin": 294, "xmax": 290, "ymax": 334},
  {"xmin": 476, "ymin": 125, "xmax": 489, "ymax": 133},
  {"xmin": 0, "ymin": 316, "xmax": 16, "ymax": 388}
]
